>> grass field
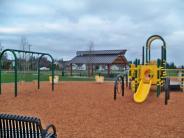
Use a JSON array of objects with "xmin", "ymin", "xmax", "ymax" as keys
[
  {"xmin": 1, "ymin": 69, "xmax": 182, "ymax": 83},
  {"xmin": 1, "ymin": 71, "xmax": 95, "ymax": 83}
]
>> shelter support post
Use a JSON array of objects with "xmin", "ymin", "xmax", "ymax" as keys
[
  {"xmin": 70, "ymin": 63, "xmax": 72, "ymax": 76},
  {"xmin": 108, "ymin": 64, "xmax": 111, "ymax": 77}
]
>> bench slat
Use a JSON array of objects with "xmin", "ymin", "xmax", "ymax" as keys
[
  {"xmin": 9, "ymin": 119, "xmax": 13, "ymax": 138},
  {"xmin": 32, "ymin": 122, "xmax": 36, "ymax": 138},
  {"xmin": 1, "ymin": 129, "xmax": 43, "ymax": 138},
  {"xmin": 25, "ymin": 121, "xmax": 29, "ymax": 138},
  {"xmin": 5, "ymin": 117, "xmax": 9, "ymax": 137},
  {"xmin": 2, "ymin": 118, "xmax": 6, "ymax": 137},
  {"xmin": 12, "ymin": 120, "xmax": 16, "ymax": 138},
  {"xmin": 36, "ymin": 123, "xmax": 40, "ymax": 138},
  {"xmin": 0, "ymin": 119, "xmax": 3, "ymax": 137},
  {"xmin": 29, "ymin": 121, "xmax": 33, "ymax": 138},
  {"xmin": 15, "ymin": 119, "xmax": 19, "ymax": 138}
]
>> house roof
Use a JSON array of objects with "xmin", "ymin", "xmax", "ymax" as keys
[{"xmin": 69, "ymin": 50, "xmax": 128, "ymax": 65}]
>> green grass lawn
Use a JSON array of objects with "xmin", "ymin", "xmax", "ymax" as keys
[
  {"xmin": 1, "ymin": 71, "xmax": 95, "ymax": 83},
  {"xmin": 166, "ymin": 70, "xmax": 184, "ymax": 77},
  {"xmin": 1, "ymin": 69, "xmax": 182, "ymax": 83}
]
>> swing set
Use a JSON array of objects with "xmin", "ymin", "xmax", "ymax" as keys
[{"xmin": 0, "ymin": 49, "xmax": 55, "ymax": 97}]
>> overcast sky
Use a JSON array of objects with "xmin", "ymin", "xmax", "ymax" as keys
[{"xmin": 0, "ymin": 0, "xmax": 184, "ymax": 65}]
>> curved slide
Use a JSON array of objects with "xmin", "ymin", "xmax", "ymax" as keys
[{"xmin": 134, "ymin": 80, "xmax": 152, "ymax": 103}]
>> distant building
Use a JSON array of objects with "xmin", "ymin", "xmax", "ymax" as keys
[{"xmin": 68, "ymin": 49, "xmax": 128, "ymax": 76}]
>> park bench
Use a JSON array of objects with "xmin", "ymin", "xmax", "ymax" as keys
[{"xmin": 0, "ymin": 113, "xmax": 57, "ymax": 138}]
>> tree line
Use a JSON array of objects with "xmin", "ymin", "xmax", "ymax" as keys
[{"xmin": 0, "ymin": 53, "xmax": 62, "ymax": 71}]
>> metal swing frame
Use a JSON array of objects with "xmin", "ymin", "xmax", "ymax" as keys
[{"xmin": 0, "ymin": 49, "xmax": 55, "ymax": 97}]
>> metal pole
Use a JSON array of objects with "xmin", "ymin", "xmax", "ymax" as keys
[
  {"xmin": 0, "ymin": 56, "xmax": 2, "ymax": 95},
  {"xmin": 182, "ymin": 66, "xmax": 184, "ymax": 92},
  {"xmin": 168, "ymin": 79, "xmax": 170, "ymax": 100},
  {"xmin": 0, "ymin": 50, "xmax": 18, "ymax": 97},
  {"xmin": 51, "ymin": 58, "xmax": 54, "ymax": 91},
  {"xmin": 14, "ymin": 56, "xmax": 18, "ymax": 97},
  {"xmin": 157, "ymin": 59, "xmax": 161, "ymax": 97},
  {"xmin": 149, "ymin": 47, "xmax": 151, "ymax": 63},
  {"xmin": 142, "ymin": 46, "xmax": 144, "ymax": 65},
  {"xmin": 38, "ymin": 54, "xmax": 54, "ymax": 91},
  {"xmin": 135, "ymin": 59, "xmax": 138, "ymax": 92},
  {"xmin": 165, "ymin": 86, "xmax": 168, "ymax": 105},
  {"xmin": 146, "ymin": 46, "xmax": 148, "ymax": 63},
  {"xmin": 161, "ymin": 46, "xmax": 164, "ymax": 67},
  {"xmin": 107, "ymin": 64, "xmax": 111, "ymax": 77},
  {"xmin": 114, "ymin": 85, "xmax": 116, "ymax": 100},
  {"xmin": 4, "ymin": 49, "xmax": 51, "ymax": 56},
  {"xmin": 70, "ymin": 63, "xmax": 72, "ymax": 76},
  {"xmin": 125, "ymin": 73, "xmax": 128, "ymax": 87},
  {"xmin": 38, "ymin": 61, "xmax": 40, "ymax": 89},
  {"xmin": 164, "ymin": 46, "xmax": 167, "ymax": 69},
  {"xmin": 165, "ymin": 78, "xmax": 170, "ymax": 105},
  {"xmin": 114, "ymin": 77, "xmax": 118, "ymax": 100},
  {"xmin": 137, "ymin": 59, "xmax": 140, "ymax": 65},
  {"xmin": 122, "ymin": 76, "xmax": 124, "ymax": 96}
]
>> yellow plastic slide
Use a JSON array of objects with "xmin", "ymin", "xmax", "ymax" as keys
[{"xmin": 134, "ymin": 80, "xmax": 152, "ymax": 103}]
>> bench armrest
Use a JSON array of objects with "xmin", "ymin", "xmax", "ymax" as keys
[{"xmin": 45, "ymin": 124, "xmax": 57, "ymax": 137}]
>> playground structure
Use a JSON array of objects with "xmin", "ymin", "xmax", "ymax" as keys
[
  {"xmin": 114, "ymin": 35, "xmax": 184, "ymax": 105},
  {"xmin": 130, "ymin": 35, "xmax": 167, "ymax": 103},
  {"xmin": 0, "ymin": 49, "xmax": 55, "ymax": 97}
]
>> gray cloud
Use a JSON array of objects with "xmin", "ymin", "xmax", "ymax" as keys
[{"xmin": 0, "ymin": 0, "xmax": 184, "ymax": 65}]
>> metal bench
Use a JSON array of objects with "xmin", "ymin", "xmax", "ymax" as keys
[{"xmin": 0, "ymin": 113, "xmax": 57, "ymax": 138}]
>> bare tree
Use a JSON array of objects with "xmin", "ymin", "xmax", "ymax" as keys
[
  {"xmin": 20, "ymin": 36, "xmax": 28, "ymax": 51},
  {"xmin": 0, "ymin": 41, "xmax": 3, "ymax": 52},
  {"xmin": 20, "ymin": 36, "xmax": 32, "ymax": 73},
  {"xmin": 27, "ymin": 44, "xmax": 32, "ymax": 71},
  {"xmin": 87, "ymin": 40, "xmax": 94, "ymax": 77}
]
